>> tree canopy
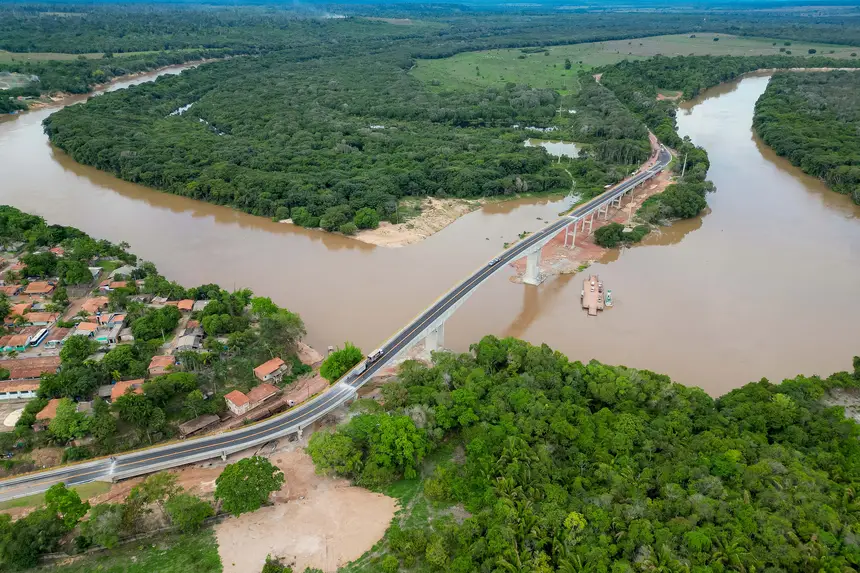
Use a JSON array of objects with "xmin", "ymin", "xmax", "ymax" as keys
[
  {"xmin": 214, "ymin": 456, "xmax": 285, "ymax": 516},
  {"xmin": 312, "ymin": 336, "xmax": 860, "ymax": 572}
]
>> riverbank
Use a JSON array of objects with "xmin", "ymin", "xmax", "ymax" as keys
[
  {"xmin": 509, "ymin": 168, "xmax": 675, "ymax": 283},
  {"xmin": 20, "ymin": 59, "xmax": 216, "ymax": 112}
]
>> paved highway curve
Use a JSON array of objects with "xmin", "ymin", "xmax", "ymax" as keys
[{"xmin": 0, "ymin": 147, "xmax": 672, "ymax": 502}]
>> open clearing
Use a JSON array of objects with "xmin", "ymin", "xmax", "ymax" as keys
[
  {"xmin": 0, "ymin": 48, "xmax": 208, "ymax": 63},
  {"xmin": 412, "ymin": 33, "xmax": 860, "ymax": 93}
]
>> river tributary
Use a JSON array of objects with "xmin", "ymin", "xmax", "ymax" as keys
[{"xmin": 1, "ymin": 69, "xmax": 857, "ymax": 395}]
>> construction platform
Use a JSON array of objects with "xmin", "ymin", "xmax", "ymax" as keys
[{"xmin": 581, "ymin": 274, "xmax": 605, "ymax": 316}]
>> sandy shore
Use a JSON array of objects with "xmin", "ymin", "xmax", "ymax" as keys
[
  {"xmin": 508, "ymin": 169, "xmax": 674, "ymax": 283},
  {"xmin": 354, "ymin": 197, "xmax": 480, "ymax": 247}
]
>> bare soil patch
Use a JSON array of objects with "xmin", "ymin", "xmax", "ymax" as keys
[
  {"xmin": 354, "ymin": 197, "xmax": 479, "ymax": 247},
  {"xmin": 215, "ymin": 450, "xmax": 397, "ymax": 573},
  {"xmin": 657, "ymin": 91, "xmax": 683, "ymax": 101}
]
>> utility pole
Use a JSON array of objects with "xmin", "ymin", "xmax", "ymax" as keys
[{"xmin": 681, "ymin": 153, "xmax": 688, "ymax": 178}]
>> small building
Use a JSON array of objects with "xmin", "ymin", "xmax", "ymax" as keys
[
  {"xmin": 37, "ymin": 398, "xmax": 62, "ymax": 422},
  {"xmin": 148, "ymin": 355, "xmax": 176, "ymax": 376},
  {"xmin": 81, "ymin": 297, "xmax": 109, "ymax": 314},
  {"xmin": 0, "ymin": 380, "xmax": 39, "ymax": 401},
  {"xmin": 253, "ymin": 357, "xmax": 290, "ymax": 383},
  {"xmin": 108, "ymin": 265, "xmax": 136, "ymax": 278},
  {"xmin": 44, "ymin": 328, "xmax": 72, "ymax": 349},
  {"xmin": 119, "ymin": 327, "xmax": 134, "ymax": 343},
  {"xmin": 23, "ymin": 281, "xmax": 55, "ymax": 297},
  {"xmin": 74, "ymin": 322, "xmax": 99, "ymax": 338},
  {"xmin": 9, "ymin": 262, "xmax": 25, "ymax": 273},
  {"xmin": 10, "ymin": 303, "xmax": 32, "ymax": 316},
  {"xmin": 192, "ymin": 300, "xmax": 210, "ymax": 312},
  {"xmin": 177, "ymin": 299, "xmax": 194, "ymax": 312},
  {"xmin": 0, "ymin": 356, "xmax": 61, "ymax": 381},
  {"xmin": 110, "ymin": 379, "xmax": 144, "ymax": 401},
  {"xmin": 173, "ymin": 334, "xmax": 202, "ymax": 353},
  {"xmin": 24, "ymin": 312, "xmax": 59, "ymax": 326},
  {"xmin": 3, "ymin": 334, "xmax": 32, "ymax": 352},
  {"xmin": 178, "ymin": 414, "xmax": 219, "ymax": 437},
  {"xmin": 225, "ymin": 390, "xmax": 250, "ymax": 416},
  {"xmin": 49, "ymin": 247, "xmax": 65, "ymax": 257},
  {"xmin": 247, "ymin": 383, "xmax": 279, "ymax": 408},
  {"xmin": 0, "ymin": 284, "xmax": 22, "ymax": 297}
]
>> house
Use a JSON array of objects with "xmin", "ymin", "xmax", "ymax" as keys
[
  {"xmin": 173, "ymin": 334, "xmax": 202, "ymax": 353},
  {"xmin": 74, "ymin": 322, "xmax": 99, "ymax": 337},
  {"xmin": 3, "ymin": 334, "xmax": 32, "ymax": 352},
  {"xmin": 9, "ymin": 262, "xmax": 25, "ymax": 273},
  {"xmin": 36, "ymin": 398, "xmax": 62, "ymax": 422},
  {"xmin": 81, "ymin": 297, "xmax": 109, "ymax": 314},
  {"xmin": 0, "ymin": 380, "xmax": 39, "ymax": 401},
  {"xmin": 253, "ymin": 357, "xmax": 290, "ymax": 383},
  {"xmin": 247, "ymin": 383, "xmax": 279, "ymax": 408},
  {"xmin": 23, "ymin": 281, "xmax": 55, "ymax": 297},
  {"xmin": 177, "ymin": 299, "xmax": 194, "ymax": 312},
  {"xmin": 179, "ymin": 414, "xmax": 219, "ymax": 437},
  {"xmin": 148, "ymin": 355, "xmax": 175, "ymax": 376},
  {"xmin": 49, "ymin": 247, "xmax": 65, "ymax": 257},
  {"xmin": 44, "ymin": 328, "xmax": 72, "ymax": 349},
  {"xmin": 108, "ymin": 265, "xmax": 136, "ymax": 278},
  {"xmin": 119, "ymin": 328, "xmax": 134, "ymax": 343},
  {"xmin": 0, "ymin": 284, "xmax": 22, "ymax": 296},
  {"xmin": 1, "ymin": 356, "xmax": 61, "ymax": 381},
  {"xmin": 10, "ymin": 303, "xmax": 32, "ymax": 316},
  {"xmin": 192, "ymin": 300, "xmax": 211, "ymax": 312},
  {"xmin": 97, "ymin": 281, "xmax": 127, "ymax": 293},
  {"xmin": 24, "ymin": 312, "xmax": 59, "ymax": 326},
  {"xmin": 110, "ymin": 379, "xmax": 144, "ymax": 401},
  {"xmin": 86, "ymin": 267, "xmax": 102, "ymax": 280},
  {"xmin": 225, "ymin": 390, "xmax": 250, "ymax": 416}
]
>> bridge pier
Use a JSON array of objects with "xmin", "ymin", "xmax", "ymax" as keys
[
  {"xmin": 424, "ymin": 323, "xmax": 445, "ymax": 354},
  {"xmin": 563, "ymin": 222, "xmax": 577, "ymax": 249},
  {"xmin": 523, "ymin": 248, "xmax": 543, "ymax": 285}
]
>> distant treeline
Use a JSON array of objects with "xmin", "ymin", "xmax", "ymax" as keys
[{"xmin": 754, "ymin": 71, "xmax": 860, "ymax": 204}]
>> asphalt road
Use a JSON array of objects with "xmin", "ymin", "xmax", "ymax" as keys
[{"xmin": 0, "ymin": 146, "xmax": 671, "ymax": 502}]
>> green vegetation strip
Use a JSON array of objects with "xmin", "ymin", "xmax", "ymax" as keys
[
  {"xmin": 25, "ymin": 529, "xmax": 222, "ymax": 573},
  {"xmin": 0, "ymin": 481, "xmax": 110, "ymax": 511}
]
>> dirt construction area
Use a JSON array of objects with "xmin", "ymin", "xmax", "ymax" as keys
[{"xmin": 86, "ymin": 438, "xmax": 397, "ymax": 573}]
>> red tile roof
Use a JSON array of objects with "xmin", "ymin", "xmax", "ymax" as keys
[
  {"xmin": 81, "ymin": 297, "xmax": 109, "ymax": 313},
  {"xmin": 37, "ymin": 398, "xmax": 61, "ymax": 421},
  {"xmin": 247, "ymin": 383, "xmax": 279, "ymax": 405},
  {"xmin": 148, "ymin": 355, "xmax": 176, "ymax": 374},
  {"xmin": 111, "ymin": 379, "xmax": 144, "ymax": 401},
  {"xmin": 0, "ymin": 380, "xmax": 40, "ymax": 393},
  {"xmin": 24, "ymin": 281, "xmax": 54, "ymax": 295},
  {"xmin": 177, "ymin": 299, "xmax": 194, "ymax": 311},
  {"xmin": 225, "ymin": 390, "xmax": 249, "ymax": 407},
  {"xmin": 253, "ymin": 357, "xmax": 286, "ymax": 379}
]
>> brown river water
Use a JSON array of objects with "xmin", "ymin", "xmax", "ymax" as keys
[{"xmin": 1, "ymin": 68, "xmax": 858, "ymax": 395}]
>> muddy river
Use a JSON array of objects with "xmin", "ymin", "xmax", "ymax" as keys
[{"xmin": 1, "ymin": 68, "xmax": 858, "ymax": 395}]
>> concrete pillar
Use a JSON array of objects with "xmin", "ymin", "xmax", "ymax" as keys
[
  {"xmin": 425, "ymin": 323, "xmax": 445, "ymax": 354},
  {"xmin": 523, "ymin": 248, "xmax": 542, "ymax": 285},
  {"xmin": 568, "ymin": 222, "xmax": 577, "ymax": 248}
]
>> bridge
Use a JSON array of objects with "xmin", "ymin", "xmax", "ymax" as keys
[{"xmin": 0, "ymin": 146, "xmax": 672, "ymax": 502}]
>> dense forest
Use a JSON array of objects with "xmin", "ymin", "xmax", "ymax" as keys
[
  {"xmin": 44, "ymin": 49, "xmax": 656, "ymax": 225},
  {"xmin": 753, "ymin": 71, "xmax": 860, "ymax": 204},
  {"xmin": 310, "ymin": 336, "xmax": 860, "ymax": 572}
]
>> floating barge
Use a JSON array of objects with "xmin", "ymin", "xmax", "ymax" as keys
[{"xmin": 581, "ymin": 274, "xmax": 606, "ymax": 316}]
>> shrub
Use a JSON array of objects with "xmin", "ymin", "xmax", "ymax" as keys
[
  {"xmin": 353, "ymin": 207, "xmax": 380, "ymax": 230},
  {"xmin": 338, "ymin": 222, "xmax": 358, "ymax": 235}
]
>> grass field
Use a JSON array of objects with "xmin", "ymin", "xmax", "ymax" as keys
[
  {"xmin": 0, "ymin": 481, "xmax": 111, "ymax": 511},
  {"xmin": 25, "ymin": 529, "xmax": 223, "ymax": 573},
  {"xmin": 411, "ymin": 33, "xmax": 860, "ymax": 93}
]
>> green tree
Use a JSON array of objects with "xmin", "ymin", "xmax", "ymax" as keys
[
  {"xmin": 353, "ymin": 207, "xmax": 380, "ymax": 230},
  {"xmin": 320, "ymin": 342, "xmax": 363, "ymax": 383},
  {"xmin": 261, "ymin": 555, "xmax": 293, "ymax": 573},
  {"xmin": 79, "ymin": 503, "xmax": 123, "ymax": 548},
  {"xmin": 48, "ymin": 398, "xmax": 90, "ymax": 441},
  {"xmin": 307, "ymin": 431, "xmax": 363, "ymax": 477},
  {"xmin": 564, "ymin": 58, "xmax": 572, "ymax": 70},
  {"xmin": 290, "ymin": 207, "xmax": 319, "ymax": 228},
  {"xmin": 60, "ymin": 335, "xmax": 98, "ymax": 364},
  {"xmin": 164, "ymin": 493, "xmax": 214, "ymax": 532},
  {"xmin": 251, "ymin": 296, "xmax": 280, "ymax": 318},
  {"xmin": 44, "ymin": 483, "xmax": 90, "ymax": 529},
  {"xmin": 214, "ymin": 456, "xmax": 285, "ymax": 516}
]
